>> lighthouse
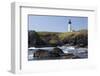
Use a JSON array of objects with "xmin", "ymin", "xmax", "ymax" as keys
[{"xmin": 68, "ymin": 19, "xmax": 72, "ymax": 32}]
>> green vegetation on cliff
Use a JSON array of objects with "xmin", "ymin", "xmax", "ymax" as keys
[{"xmin": 28, "ymin": 30, "xmax": 88, "ymax": 48}]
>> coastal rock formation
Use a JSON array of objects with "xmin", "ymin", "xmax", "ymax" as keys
[
  {"xmin": 50, "ymin": 47, "xmax": 64, "ymax": 58},
  {"xmin": 61, "ymin": 53, "xmax": 75, "ymax": 59},
  {"xmin": 34, "ymin": 49, "xmax": 49, "ymax": 59},
  {"xmin": 33, "ymin": 47, "xmax": 64, "ymax": 59},
  {"xmin": 29, "ymin": 30, "xmax": 88, "ymax": 48}
]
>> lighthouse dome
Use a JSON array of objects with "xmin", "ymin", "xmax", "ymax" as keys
[{"xmin": 68, "ymin": 19, "xmax": 71, "ymax": 24}]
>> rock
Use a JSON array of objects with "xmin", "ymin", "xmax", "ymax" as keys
[
  {"xmin": 61, "ymin": 53, "xmax": 75, "ymax": 59},
  {"xmin": 50, "ymin": 47, "xmax": 64, "ymax": 57},
  {"xmin": 34, "ymin": 49, "xmax": 49, "ymax": 59}
]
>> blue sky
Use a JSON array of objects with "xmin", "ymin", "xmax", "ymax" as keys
[{"xmin": 28, "ymin": 15, "xmax": 88, "ymax": 32}]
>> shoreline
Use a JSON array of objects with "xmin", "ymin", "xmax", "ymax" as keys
[{"xmin": 28, "ymin": 46, "xmax": 88, "ymax": 60}]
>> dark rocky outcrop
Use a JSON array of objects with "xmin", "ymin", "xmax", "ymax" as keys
[
  {"xmin": 28, "ymin": 31, "xmax": 47, "ymax": 47},
  {"xmin": 33, "ymin": 49, "xmax": 49, "ymax": 59},
  {"xmin": 33, "ymin": 47, "xmax": 65, "ymax": 59},
  {"xmin": 50, "ymin": 47, "xmax": 64, "ymax": 58}
]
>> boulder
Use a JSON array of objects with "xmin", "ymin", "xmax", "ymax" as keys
[
  {"xmin": 50, "ymin": 47, "xmax": 64, "ymax": 57},
  {"xmin": 34, "ymin": 49, "xmax": 49, "ymax": 59}
]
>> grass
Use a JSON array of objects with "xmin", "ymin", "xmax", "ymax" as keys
[{"xmin": 28, "ymin": 30, "xmax": 88, "ymax": 47}]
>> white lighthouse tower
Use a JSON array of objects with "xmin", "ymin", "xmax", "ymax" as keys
[{"xmin": 68, "ymin": 19, "xmax": 72, "ymax": 32}]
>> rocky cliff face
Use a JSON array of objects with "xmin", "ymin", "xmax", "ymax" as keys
[{"xmin": 28, "ymin": 31, "xmax": 47, "ymax": 47}]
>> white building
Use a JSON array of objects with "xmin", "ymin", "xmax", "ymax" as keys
[{"xmin": 68, "ymin": 19, "xmax": 72, "ymax": 32}]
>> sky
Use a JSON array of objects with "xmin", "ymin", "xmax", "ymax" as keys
[{"xmin": 28, "ymin": 15, "xmax": 88, "ymax": 32}]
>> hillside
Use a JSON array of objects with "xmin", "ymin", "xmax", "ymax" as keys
[{"xmin": 28, "ymin": 30, "xmax": 88, "ymax": 48}]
